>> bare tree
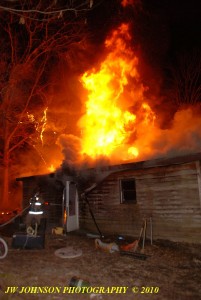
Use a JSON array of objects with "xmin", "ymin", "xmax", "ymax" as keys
[
  {"xmin": 0, "ymin": 0, "xmax": 99, "ymax": 209},
  {"xmin": 167, "ymin": 50, "xmax": 201, "ymax": 107}
]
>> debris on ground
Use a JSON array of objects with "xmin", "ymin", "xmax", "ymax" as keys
[{"xmin": 0, "ymin": 232, "xmax": 200, "ymax": 300}]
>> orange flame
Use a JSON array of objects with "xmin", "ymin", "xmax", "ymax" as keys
[
  {"xmin": 78, "ymin": 24, "xmax": 155, "ymax": 162},
  {"xmin": 48, "ymin": 164, "xmax": 56, "ymax": 172},
  {"xmin": 121, "ymin": 0, "xmax": 134, "ymax": 7},
  {"xmin": 20, "ymin": 23, "xmax": 201, "ymax": 178}
]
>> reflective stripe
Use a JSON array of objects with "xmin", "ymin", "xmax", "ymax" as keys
[{"xmin": 29, "ymin": 211, "xmax": 43, "ymax": 215}]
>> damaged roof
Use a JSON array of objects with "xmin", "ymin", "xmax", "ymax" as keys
[{"xmin": 16, "ymin": 152, "xmax": 201, "ymax": 182}]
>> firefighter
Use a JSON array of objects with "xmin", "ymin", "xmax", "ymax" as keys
[{"xmin": 26, "ymin": 191, "xmax": 44, "ymax": 235}]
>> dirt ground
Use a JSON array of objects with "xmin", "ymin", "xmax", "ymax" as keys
[{"xmin": 0, "ymin": 228, "xmax": 201, "ymax": 300}]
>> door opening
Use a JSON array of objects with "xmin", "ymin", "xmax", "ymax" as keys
[{"xmin": 62, "ymin": 180, "xmax": 79, "ymax": 232}]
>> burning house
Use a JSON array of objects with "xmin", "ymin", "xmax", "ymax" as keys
[
  {"xmin": 17, "ymin": 152, "xmax": 201, "ymax": 244},
  {"xmin": 10, "ymin": 13, "xmax": 201, "ymax": 245}
]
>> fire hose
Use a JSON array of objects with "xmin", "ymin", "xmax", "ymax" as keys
[
  {"xmin": 81, "ymin": 192, "xmax": 104, "ymax": 239},
  {"xmin": 0, "ymin": 237, "xmax": 8, "ymax": 259},
  {"xmin": 0, "ymin": 205, "xmax": 30, "ymax": 228},
  {"xmin": 0, "ymin": 206, "xmax": 30, "ymax": 259}
]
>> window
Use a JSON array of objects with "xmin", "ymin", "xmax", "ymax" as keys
[{"xmin": 120, "ymin": 179, "xmax": 137, "ymax": 204}]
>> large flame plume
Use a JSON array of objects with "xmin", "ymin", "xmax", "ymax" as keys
[
  {"xmin": 78, "ymin": 23, "xmax": 156, "ymax": 162},
  {"xmin": 18, "ymin": 23, "xmax": 201, "ymax": 176}
]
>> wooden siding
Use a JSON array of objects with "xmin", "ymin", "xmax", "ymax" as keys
[{"xmin": 79, "ymin": 161, "xmax": 201, "ymax": 243}]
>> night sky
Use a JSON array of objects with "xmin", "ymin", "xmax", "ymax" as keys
[
  {"xmin": 88, "ymin": 0, "xmax": 201, "ymax": 68},
  {"xmin": 85, "ymin": 0, "xmax": 201, "ymax": 127}
]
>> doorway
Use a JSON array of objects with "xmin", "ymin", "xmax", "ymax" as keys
[{"xmin": 63, "ymin": 180, "xmax": 79, "ymax": 232}]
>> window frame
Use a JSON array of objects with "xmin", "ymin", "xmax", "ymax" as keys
[{"xmin": 120, "ymin": 178, "xmax": 137, "ymax": 204}]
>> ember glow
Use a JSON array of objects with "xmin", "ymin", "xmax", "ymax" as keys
[
  {"xmin": 48, "ymin": 164, "xmax": 56, "ymax": 172},
  {"xmin": 121, "ymin": 0, "xmax": 134, "ymax": 7},
  {"xmin": 78, "ymin": 23, "xmax": 155, "ymax": 161},
  {"xmin": 26, "ymin": 107, "xmax": 61, "ymax": 174},
  {"xmin": 40, "ymin": 107, "xmax": 48, "ymax": 144},
  {"xmin": 27, "ymin": 107, "xmax": 48, "ymax": 144}
]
